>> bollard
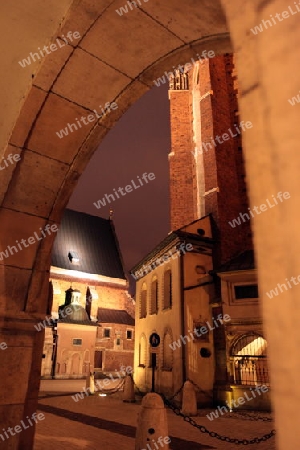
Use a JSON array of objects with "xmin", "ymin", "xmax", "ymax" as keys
[
  {"xmin": 89, "ymin": 372, "xmax": 95, "ymax": 395},
  {"xmin": 135, "ymin": 393, "xmax": 170, "ymax": 450},
  {"xmin": 181, "ymin": 380, "xmax": 197, "ymax": 416},
  {"xmin": 86, "ymin": 373, "xmax": 90, "ymax": 392},
  {"xmin": 123, "ymin": 374, "xmax": 136, "ymax": 402}
]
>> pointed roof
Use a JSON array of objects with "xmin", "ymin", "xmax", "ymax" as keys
[
  {"xmin": 216, "ymin": 250, "xmax": 255, "ymax": 273},
  {"xmin": 51, "ymin": 209, "xmax": 125, "ymax": 279}
]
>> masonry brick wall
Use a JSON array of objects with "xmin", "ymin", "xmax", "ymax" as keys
[
  {"xmin": 50, "ymin": 276, "xmax": 135, "ymax": 318},
  {"xmin": 168, "ymin": 55, "xmax": 253, "ymax": 265},
  {"xmin": 102, "ymin": 351, "xmax": 133, "ymax": 373},
  {"xmin": 202, "ymin": 54, "xmax": 252, "ymax": 264},
  {"xmin": 169, "ymin": 90, "xmax": 196, "ymax": 230}
]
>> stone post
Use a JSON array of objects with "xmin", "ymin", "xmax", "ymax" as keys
[
  {"xmin": 135, "ymin": 393, "xmax": 170, "ymax": 450},
  {"xmin": 181, "ymin": 381, "xmax": 197, "ymax": 416}
]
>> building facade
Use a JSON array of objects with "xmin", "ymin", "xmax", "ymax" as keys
[
  {"xmin": 132, "ymin": 54, "xmax": 270, "ymax": 410},
  {"xmin": 41, "ymin": 209, "xmax": 135, "ymax": 379}
]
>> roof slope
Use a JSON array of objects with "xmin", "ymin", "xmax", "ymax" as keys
[
  {"xmin": 51, "ymin": 209, "xmax": 125, "ymax": 279},
  {"xmin": 217, "ymin": 250, "xmax": 255, "ymax": 272},
  {"xmin": 97, "ymin": 308, "xmax": 135, "ymax": 325}
]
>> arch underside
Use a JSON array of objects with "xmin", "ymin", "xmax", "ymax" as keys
[{"xmin": 1, "ymin": 1, "xmax": 300, "ymax": 449}]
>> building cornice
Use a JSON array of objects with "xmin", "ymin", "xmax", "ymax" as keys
[{"xmin": 50, "ymin": 266, "xmax": 127, "ymax": 289}]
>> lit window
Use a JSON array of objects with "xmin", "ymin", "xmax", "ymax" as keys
[
  {"xmin": 73, "ymin": 338, "xmax": 82, "ymax": 346},
  {"xmin": 139, "ymin": 335, "xmax": 147, "ymax": 367}
]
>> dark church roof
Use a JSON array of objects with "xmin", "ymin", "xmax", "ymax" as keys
[
  {"xmin": 51, "ymin": 209, "xmax": 125, "ymax": 279},
  {"xmin": 97, "ymin": 308, "xmax": 135, "ymax": 325}
]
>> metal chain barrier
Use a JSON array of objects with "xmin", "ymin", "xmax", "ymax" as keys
[
  {"xmin": 162, "ymin": 395, "xmax": 276, "ymax": 445},
  {"xmin": 187, "ymin": 379, "xmax": 214, "ymax": 400},
  {"xmin": 228, "ymin": 410, "xmax": 273, "ymax": 422},
  {"xmin": 132, "ymin": 376, "xmax": 144, "ymax": 395},
  {"xmin": 95, "ymin": 378, "xmax": 125, "ymax": 394},
  {"xmin": 168, "ymin": 383, "xmax": 185, "ymax": 401}
]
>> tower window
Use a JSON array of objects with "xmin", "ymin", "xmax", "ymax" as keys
[{"xmin": 68, "ymin": 251, "xmax": 80, "ymax": 264}]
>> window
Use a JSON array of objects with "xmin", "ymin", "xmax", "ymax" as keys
[
  {"xmin": 52, "ymin": 280, "xmax": 61, "ymax": 295},
  {"xmin": 85, "ymin": 287, "xmax": 91, "ymax": 320},
  {"xmin": 139, "ymin": 335, "xmax": 147, "ymax": 367},
  {"xmin": 104, "ymin": 328, "xmax": 110, "ymax": 338},
  {"xmin": 126, "ymin": 330, "xmax": 133, "ymax": 340},
  {"xmin": 234, "ymin": 285, "xmax": 259, "ymax": 299},
  {"xmin": 140, "ymin": 284, "xmax": 147, "ymax": 318},
  {"xmin": 73, "ymin": 338, "xmax": 82, "ymax": 346},
  {"xmin": 68, "ymin": 251, "xmax": 80, "ymax": 264},
  {"xmin": 116, "ymin": 338, "xmax": 121, "ymax": 345},
  {"xmin": 150, "ymin": 278, "xmax": 158, "ymax": 314},
  {"xmin": 163, "ymin": 332, "xmax": 173, "ymax": 370},
  {"xmin": 163, "ymin": 270, "xmax": 172, "ymax": 309}
]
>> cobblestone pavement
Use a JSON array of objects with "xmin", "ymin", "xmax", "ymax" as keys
[{"xmin": 34, "ymin": 391, "xmax": 277, "ymax": 450}]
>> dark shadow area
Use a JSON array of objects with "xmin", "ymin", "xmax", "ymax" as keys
[{"xmin": 37, "ymin": 403, "xmax": 216, "ymax": 450}]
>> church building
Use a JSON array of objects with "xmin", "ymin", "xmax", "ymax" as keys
[{"xmin": 41, "ymin": 209, "xmax": 135, "ymax": 379}]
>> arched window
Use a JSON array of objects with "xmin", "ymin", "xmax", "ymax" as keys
[
  {"xmin": 86, "ymin": 287, "xmax": 91, "ymax": 319},
  {"xmin": 140, "ymin": 283, "xmax": 147, "ymax": 318},
  {"xmin": 163, "ymin": 332, "xmax": 173, "ymax": 370},
  {"xmin": 163, "ymin": 270, "xmax": 172, "ymax": 309},
  {"xmin": 231, "ymin": 332, "xmax": 269, "ymax": 386},
  {"xmin": 150, "ymin": 277, "xmax": 158, "ymax": 314},
  {"xmin": 139, "ymin": 335, "xmax": 147, "ymax": 367}
]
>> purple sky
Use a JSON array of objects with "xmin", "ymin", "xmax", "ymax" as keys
[{"xmin": 68, "ymin": 84, "xmax": 171, "ymax": 291}]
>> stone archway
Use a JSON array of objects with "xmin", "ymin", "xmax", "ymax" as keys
[{"xmin": 1, "ymin": 0, "xmax": 300, "ymax": 448}]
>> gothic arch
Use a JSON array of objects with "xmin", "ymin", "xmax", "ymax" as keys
[
  {"xmin": 0, "ymin": 1, "xmax": 299, "ymax": 448},
  {"xmin": 162, "ymin": 328, "xmax": 173, "ymax": 370},
  {"xmin": 138, "ymin": 333, "xmax": 147, "ymax": 367}
]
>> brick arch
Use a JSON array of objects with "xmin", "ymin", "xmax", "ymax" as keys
[{"xmin": 0, "ymin": 0, "xmax": 300, "ymax": 448}]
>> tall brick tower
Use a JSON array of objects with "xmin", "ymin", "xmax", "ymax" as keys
[{"xmin": 168, "ymin": 54, "xmax": 252, "ymax": 264}]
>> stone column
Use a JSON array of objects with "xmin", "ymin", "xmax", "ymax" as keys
[
  {"xmin": 0, "ymin": 207, "xmax": 55, "ymax": 449},
  {"xmin": 0, "ymin": 313, "xmax": 46, "ymax": 449},
  {"xmin": 222, "ymin": 1, "xmax": 300, "ymax": 448}
]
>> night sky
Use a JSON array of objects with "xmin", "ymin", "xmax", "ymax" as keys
[{"xmin": 68, "ymin": 84, "xmax": 171, "ymax": 292}]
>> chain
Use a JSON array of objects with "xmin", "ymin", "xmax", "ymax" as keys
[
  {"xmin": 167, "ymin": 383, "xmax": 185, "ymax": 401},
  {"xmin": 187, "ymin": 379, "xmax": 214, "ymax": 399},
  {"xmin": 228, "ymin": 410, "xmax": 273, "ymax": 422},
  {"xmin": 162, "ymin": 395, "xmax": 276, "ymax": 445},
  {"xmin": 95, "ymin": 378, "xmax": 125, "ymax": 394},
  {"xmin": 132, "ymin": 376, "xmax": 143, "ymax": 395}
]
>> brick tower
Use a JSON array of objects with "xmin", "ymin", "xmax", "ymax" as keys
[{"xmin": 168, "ymin": 54, "xmax": 252, "ymax": 264}]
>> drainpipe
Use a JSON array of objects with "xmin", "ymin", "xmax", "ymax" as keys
[{"xmin": 180, "ymin": 249, "xmax": 186, "ymax": 383}]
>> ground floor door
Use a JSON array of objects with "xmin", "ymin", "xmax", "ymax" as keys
[{"xmin": 94, "ymin": 350, "xmax": 103, "ymax": 369}]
